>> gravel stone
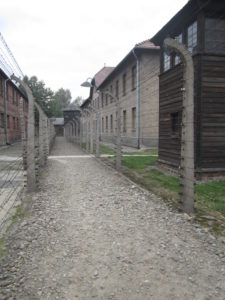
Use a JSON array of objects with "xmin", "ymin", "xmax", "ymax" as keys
[{"xmin": 0, "ymin": 137, "xmax": 225, "ymax": 299}]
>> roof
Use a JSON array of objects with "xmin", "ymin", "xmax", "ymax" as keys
[
  {"xmin": 62, "ymin": 105, "xmax": 80, "ymax": 111},
  {"xmin": 98, "ymin": 39, "xmax": 159, "ymax": 89},
  {"xmin": 80, "ymin": 97, "xmax": 91, "ymax": 109},
  {"xmin": 135, "ymin": 39, "xmax": 160, "ymax": 50},
  {"xmin": 151, "ymin": 0, "xmax": 223, "ymax": 45},
  {"xmin": 50, "ymin": 118, "xmax": 64, "ymax": 126},
  {"xmin": 0, "ymin": 68, "xmax": 28, "ymax": 100},
  {"xmin": 94, "ymin": 67, "xmax": 114, "ymax": 88}
]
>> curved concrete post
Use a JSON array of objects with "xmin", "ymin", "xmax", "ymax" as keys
[
  {"xmin": 102, "ymin": 90, "xmax": 121, "ymax": 171},
  {"xmin": 164, "ymin": 38, "xmax": 194, "ymax": 214},
  {"xmin": 11, "ymin": 75, "xmax": 36, "ymax": 192},
  {"xmin": 34, "ymin": 102, "xmax": 45, "ymax": 167}
]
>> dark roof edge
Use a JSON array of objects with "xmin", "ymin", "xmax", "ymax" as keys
[{"xmin": 150, "ymin": 0, "xmax": 213, "ymax": 44}]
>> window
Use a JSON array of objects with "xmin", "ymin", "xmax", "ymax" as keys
[
  {"xmin": 116, "ymin": 80, "xmax": 119, "ymax": 98},
  {"xmin": 132, "ymin": 66, "xmax": 136, "ymax": 90},
  {"xmin": 187, "ymin": 21, "xmax": 197, "ymax": 53},
  {"xmin": 110, "ymin": 85, "xmax": 113, "ymax": 103},
  {"xmin": 205, "ymin": 18, "xmax": 225, "ymax": 53},
  {"xmin": 102, "ymin": 117, "xmax": 104, "ymax": 133},
  {"xmin": 164, "ymin": 52, "xmax": 171, "ymax": 71},
  {"xmin": 97, "ymin": 97, "xmax": 100, "ymax": 109},
  {"xmin": 105, "ymin": 92, "xmax": 108, "ymax": 106},
  {"xmin": 171, "ymin": 112, "xmax": 180, "ymax": 136},
  {"xmin": 175, "ymin": 34, "xmax": 182, "ymax": 65},
  {"xmin": 106, "ymin": 116, "xmax": 108, "ymax": 132},
  {"xmin": 0, "ymin": 78, "xmax": 3, "ymax": 96},
  {"xmin": 122, "ymin": 73, "xmax": 126, "ymax": 96},
  {"xmin": 123, "ymin": 110, "xmax": 127, "ymax": 133},
  {"xmin": 13, "ymin": 117, "xmax": 16, "ymax": 129},
  {"xmin": 7, "ymin": 115, "xmax": 10, "ymax": 129},
  {"xmin": 132, "ymin": 107, "xmax": 136, "ymax": 131},
  {"xmin": 16, "ymin": 93, "xmax": 19, "ymax": 106},
  {"xmin": 12, "ymin": 90, "xmax": 15, "ymax": 104},
  {"xmin": 102, "ymin": 94, "xmax": 104, "ymax": 107},
  {"xmin": 17, "ymin": 118, "xmax": 19, "ymax": 129},
  {"xmin": 110, "ymin": 114, "xmax": 113, "ymax": 132},
  {"xmin": 0, "ymin": 113, "xmax": 4, "ymax": 128}
]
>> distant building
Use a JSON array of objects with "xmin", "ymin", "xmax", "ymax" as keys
[
  {"xmin": 62, "ymin": 106, "xmax": 81, "ymax": 138},
  {"xmin": 83, "ymin": 41, "xmax": 160, "ymax": 149},
  {"xmin": 50, "ymin": 118, "xmax": 64, "ymax": 136},
  {"xmin": 97, "ymin": 40, "xmax": 160, "ymax": 148},
  {"xmin": 151, "ymin": 0, "xmax": 225, "ymax": 179}
]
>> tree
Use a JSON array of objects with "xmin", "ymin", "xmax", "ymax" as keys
[
  {"xmin": 23, "ymin": 75, "xmax": 54, "ymax": 116},
  {"xmin": 71, "ymin": 96, "xmax": 84, "ymax": 107},
  {"xmin": 49, "ymin": 88, "xmax": 72, "ymax": 117}
]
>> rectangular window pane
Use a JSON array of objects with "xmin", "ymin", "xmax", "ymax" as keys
[
  {"xmin": 132, "ymin": 66, "xmax": 136, "ymax": 90},
  {"xmin": 132, "ymin": 107, "xmax": 136, "ymax": 131},
  {"xmin": 123, "ymin": 110, "xmax": 126, "ymax": 133},
  {"xmin": 187, "ymin": 21, "xmax": 197, "ymax": 53},
  {"xmin": 205, "ymin": 18, "xmax": 225, "ymax": 53},
  {"xmin": 164, "ymin": 52, "xmax": 171, "ymax": 71},
  {"xmin": 175, "ymin": 34, "xmax": 182, "ymax": 65}
]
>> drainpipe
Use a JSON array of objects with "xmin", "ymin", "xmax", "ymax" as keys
[
  {"xmin": 4, "ymin": 78, "xmax": 10, "ymax": 145},
  {"xmin": 132, "ymin": 49, "xmax": 140, "ymax": 149}
]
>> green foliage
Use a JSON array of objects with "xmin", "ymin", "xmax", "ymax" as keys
[
  {"xmin": 23, "ymin": 75, "xmax": 54, "ymax": 116},
  {"xmin": 49, "ymin": 88, "xmax": 72, "ymax": 117},
  {"xmin": 23, "ymin": 75, "xmax": 72, "ymax": 118}
]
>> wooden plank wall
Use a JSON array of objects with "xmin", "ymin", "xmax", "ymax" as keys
[
  {"xmin": 158, "ymin": 65, "xmax": 183, "ymax": 166},
  {"xmin": 200, "ymin": 54, "xmax": 225, "ymax": 170}
]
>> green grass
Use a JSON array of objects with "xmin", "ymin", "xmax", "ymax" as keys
[
  {"xmin": 195, "ymin": 181, "xmax": 225, "ymax": 214},
  {"xmin": 122, "ymin": 149, "xmax": 158, "ymax": 156},
  {"xmin": 100, "ymin": 144, "xmax": 115, "ymax": 155},
  {"xmin": 90, "ymin": 143, "xmax": 225, "ymax": 234},
  {"xmin": 113, "ymin": 154, "xmax": 225, "ymax": 235},
  {"xmin": 122, "ymin": 155, "xmax": 157, "ymax": 170}
]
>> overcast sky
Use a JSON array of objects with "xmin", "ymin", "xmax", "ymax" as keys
[{"xmin": 0, "ymin": 0, "xmax": 187, "ymax": 100}]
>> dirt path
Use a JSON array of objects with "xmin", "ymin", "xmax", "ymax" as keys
[{"xmin": 0, "ymin": 137, "xmax": 225, "ymax": 299}]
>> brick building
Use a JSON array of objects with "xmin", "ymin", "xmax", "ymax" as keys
[
  {"xmin": 0, "ymin": 69, "xmax": 28, "ymax": 145},
  {"xmin": 94, "ymin": 40, "xmax": 160, "ymax": 148}
]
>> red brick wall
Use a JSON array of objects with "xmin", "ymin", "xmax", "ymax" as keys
[{"xmin": 0, "ymin": 74, "xmax": 28, "ymax": 145}]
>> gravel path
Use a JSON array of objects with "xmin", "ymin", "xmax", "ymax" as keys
[{"xmin": 0, "ymin": 137, "xmax": 225, "ymax": 300}]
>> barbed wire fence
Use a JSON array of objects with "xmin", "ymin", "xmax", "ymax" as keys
[{"xmin": 0, "ymin": 73, "xmax": 55, "ymax": 233}]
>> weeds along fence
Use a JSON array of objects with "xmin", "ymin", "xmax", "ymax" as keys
[{"xmin": 0, "ymin": 77, "xmax": 55, "ymax": 232}]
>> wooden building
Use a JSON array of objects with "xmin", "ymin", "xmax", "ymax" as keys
[{"xmin": 151, "ymin": 0, "xmax": 225, "ymax": 179}]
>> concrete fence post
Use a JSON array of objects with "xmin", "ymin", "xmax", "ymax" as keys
[
  {"xmin": 19, "ymin": 97, "xmax": 26, "ymax": 171},
  {"xmin": 80, "ymin": 115, "xmax": 83, "ymax": 148},
  {"xmin": 96, "ymin": 111, "xmax": 100, "ymax": 158},
  {"xmin": 34, "ymin": 102, "xmax": 45, "ymax": 168},
  {"xmin": 115, "ymin": 98, "xmax": 121, "ymax": 171},
  {"xmin": 90, "ymin": 113, "xmax": 94, "ymax": 154},
  {"xmin": 164, "ymin": 38, "xmax": 194, "ymax": 214},
  {"xmin": 43, "ymin": 116, "xmax": 48, "ymax": 163},
  {"xmin": 11, "ymin": 75, "xmax": 36, "ymax": 192},
  {"xmin": 86, "ymin": 119, "xmax": 89, "ymax": 153}
]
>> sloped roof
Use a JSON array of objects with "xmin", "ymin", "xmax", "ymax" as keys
[
  {"xmin": 50, "ymin": 118, "xmax": 64, "ymax": 126},
  {"xmin": 94, "ymin": 66, "xmax": 114, "ymax": 88},
  {"xmin": 135, "ymin": 39, "xmax": 160, "ymax": 50}
]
